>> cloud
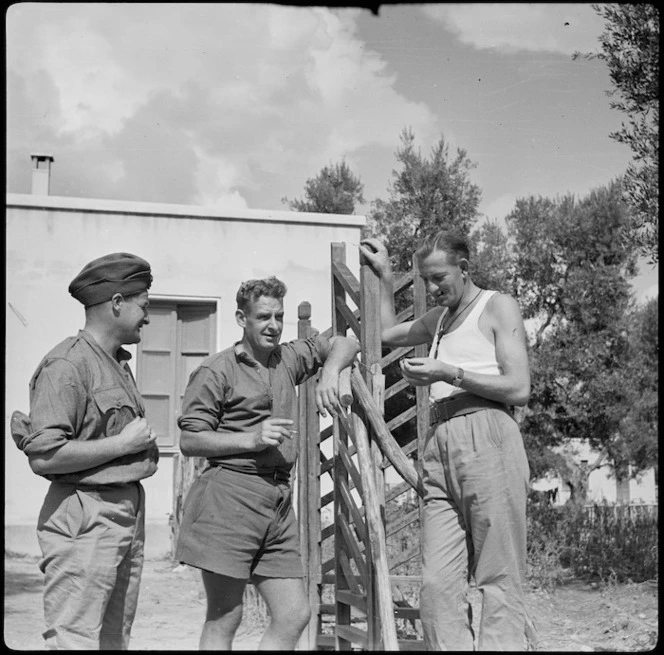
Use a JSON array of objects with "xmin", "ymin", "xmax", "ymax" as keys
[
  {"xmin": 6, "ymin": 4, "xmax": 437, "ymax": 208},
  {"xmin": 421, "ymin": 3, "xmax": 605, "ymax": 55},
  {"xmin": 479, "ymin": 193, "xmax": 518, "ymax": 225}
]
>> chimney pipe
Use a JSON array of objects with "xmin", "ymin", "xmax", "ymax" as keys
[{"xmin": 30, "ymin": 153, "xmax": 54, "ymax": 195}]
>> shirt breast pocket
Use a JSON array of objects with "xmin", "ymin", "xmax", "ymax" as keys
[{"xmin": 93, "ymin": 386, "xmax": 138, "ymax": 437}]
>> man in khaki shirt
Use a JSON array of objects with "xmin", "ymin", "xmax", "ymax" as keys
[
  {"xmin": 12, "ymin": 252, "xmax": 158, "ymax": 650},
  {"xmin": 175, "ymin": 276, "xmax": 360, "ymax": 650}
]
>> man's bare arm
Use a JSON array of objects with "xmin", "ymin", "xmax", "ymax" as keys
[
  {"xmin": 315, "ymin": 336, "xmax": 361, "ymax": 416},
  {"xmin": 359, "ymin": 238, "xmax": 439, "ymax": 347}
]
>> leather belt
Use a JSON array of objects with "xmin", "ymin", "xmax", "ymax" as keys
[
  {"xmin": 429, "ymin": 393, "xmax": 511, "ymax": 426},
  {"xmin": 213, "ymin": 462, "xmax": 291, "ymax": 483}
]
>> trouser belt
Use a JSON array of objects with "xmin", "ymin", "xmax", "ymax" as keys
[
  {"xmin": 429, "ymin": 393, "xmax": 511, "ymax": 426},
  {"xmin": 212, "ymin": 462, "xmax": 291, "ymax": 483}
]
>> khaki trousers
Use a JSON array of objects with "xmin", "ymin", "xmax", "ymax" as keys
[
  {"xmin": 37, "ymin": 481, "xmax": 145, "ymax": 650},
  {"xmin": 420, "ymin": 408, "xmax": 535, "ymax": 651}
]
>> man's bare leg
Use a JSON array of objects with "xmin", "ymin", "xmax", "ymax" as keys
[
  {"xmin": 254, "ymin": 576, "xmax": 311, "ymax": 650},
  {"xmin": 199, "ymin": 571, "xmax": 246, "ymax": 650}
]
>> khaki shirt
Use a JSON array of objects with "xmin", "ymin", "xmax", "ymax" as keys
[
  {"xmin": 23, "ymin": 330, "xmax": 159, "ymax": 485},
  {"xmin": 178, "ymin": 336, "xmax": 328, "ymax": 472}
]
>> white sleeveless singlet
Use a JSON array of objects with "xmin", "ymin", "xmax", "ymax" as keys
[{"xmin": 428, "ymin": 289, "xmax": 501, "ymax": 402}]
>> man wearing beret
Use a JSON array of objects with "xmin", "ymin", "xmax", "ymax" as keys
[{"xmin": 12, "ymin": 252, "xmax": 159, "ymax": 650}]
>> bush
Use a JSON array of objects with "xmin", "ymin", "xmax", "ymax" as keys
[{"xmin": 527, "ymin": 499, "xmax": 658, "ymax": 589}]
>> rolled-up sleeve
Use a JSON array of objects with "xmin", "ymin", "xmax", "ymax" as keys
[
  {"xmin": 26, "ymin": 360, "xmax": 84, "ymax": 457},
  {"xmin": 282, "ymin": 335, "xmax": 330, "ymax": 385},
  {"xmin": 177, "ymin": 366, "xmax": 227, "ymax": 433}
]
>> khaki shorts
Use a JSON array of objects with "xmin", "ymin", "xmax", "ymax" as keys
[{"xmin": 175, "ymin": 465, "xmax": 304, "ymax": 580}]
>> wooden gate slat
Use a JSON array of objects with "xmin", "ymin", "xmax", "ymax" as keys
[{"xmin": 337, "ymin": 507, "xmax": 369, "ymax": 580}]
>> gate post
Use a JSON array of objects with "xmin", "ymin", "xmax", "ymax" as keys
[
  {"xmin": 359, "ymin": 250, "xmax": 385, "ymax": 649},
  {"xmin": 411, "ymin": 256, "xmax": 430, "ymax": 478},
  {"xmin": 297, "ymin": 300, "xmax": 322, "ymax": 651},
  {"xmin": 331, "ymin": 243, "xmax": 353, "ymax": 651}
]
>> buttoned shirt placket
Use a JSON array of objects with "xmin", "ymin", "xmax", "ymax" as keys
[{"xmin": 237, "ymin": 350, "xmax": 274, "ymax": 411}]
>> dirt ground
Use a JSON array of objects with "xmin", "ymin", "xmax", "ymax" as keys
[{"xmin": 4, "ymin": 554, "xmax": 658, "ymax": 651}]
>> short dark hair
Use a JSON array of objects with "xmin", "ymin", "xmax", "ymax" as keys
[
  {"xmin": 414, "ymin": 230, "xmax": 470, "ymax": 266},
  {"xmin": 236, "ymin": 276, "xmax": 287, "ymax": 311}
]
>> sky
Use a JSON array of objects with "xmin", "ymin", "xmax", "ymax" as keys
[{"xmin": 6, "ymin": 2, "xmax": 658, "ymax": 301}]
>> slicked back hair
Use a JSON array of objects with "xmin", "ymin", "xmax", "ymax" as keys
[
  {"xmin": 414, "ymin": 230, "xmax": 470, "ymax": 267},
  {"xmin": 236, "ymin": 276, "xmax": 288, "ymax": 312}
]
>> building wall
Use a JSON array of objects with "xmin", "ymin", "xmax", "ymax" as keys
[{"xmin": 5, "ymin": 193, "xmax": 365, "ymax": 557}]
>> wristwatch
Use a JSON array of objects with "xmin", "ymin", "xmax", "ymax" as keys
[{"xmin": 451, "ymin": 367, "xmax": 464, "ymax": 387}]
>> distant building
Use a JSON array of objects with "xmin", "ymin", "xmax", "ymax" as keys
[
  {"xmin": 530, "ymin": 439, "xmax": 658, "ymax": 505},
  {"xmin": 5, "ymin": 154, "xmax": 365, "ymax": 557}
]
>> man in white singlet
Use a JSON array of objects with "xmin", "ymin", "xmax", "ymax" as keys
[{"xmin": 359, "ymin": 231, "xmax": 535, "ymax": 651}]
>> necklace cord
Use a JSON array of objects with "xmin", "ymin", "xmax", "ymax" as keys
[{"xmin": 434, "ymin": 288, "xmax": 483, "ymax": 357}]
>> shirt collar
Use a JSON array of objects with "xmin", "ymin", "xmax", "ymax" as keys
[
  {"xmin": 233, "ymin": 341, "xmax": 252, "ymax": 363},
  {"xmin": 78, "ymin": 330, "xmax": 132, "ymax": 363},
  {"xmin": 233, "ymin": 340, "xmax": 280, "ymax": 367}
]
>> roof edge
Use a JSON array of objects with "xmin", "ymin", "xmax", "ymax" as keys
[{"xmin": 6, "ymin": 193, "xmax": 366, "ymax": 227}]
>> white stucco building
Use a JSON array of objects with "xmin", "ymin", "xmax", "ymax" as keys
[{"xmin": 5, "ymin": 154, "xmax": 365, "ymax": 557}]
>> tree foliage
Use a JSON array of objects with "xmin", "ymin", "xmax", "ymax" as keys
[
  {"xmin": 282, "ymin": 160, "xmax": 365, "ymax": 215},
  {"xmin": 364, "ymin": 128, "xmax": 482, "ymax": 274},
  {"xmin": 469, "ymin": 219, "xmax": 516, "ymax": 294},
  {"xmin": 494, "ymin": 180, "xmax": 657, "ymax": 498},
  {"xmin": 576, "ymin": 4, "xmax": 659, "ymax": 263},
  {"xmin": 507, "ymin": 181, "xmax": 638, "ymax": 342},
  {"xmin": 366, "ymin": 127, "xmax": 483, "ymax": 433},
  {"xmin": 613, "ymin": 296, "xmax": 659, "ymax": 475}
]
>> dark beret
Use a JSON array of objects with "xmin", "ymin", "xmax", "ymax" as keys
[{"xmin": 68, "ymin": 253, "xmax": 153, "ymax": 307}]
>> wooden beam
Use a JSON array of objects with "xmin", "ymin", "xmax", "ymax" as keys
[
  {"xmin": 386, "ymin": 507, "xmax": 420, "ymax": 538},
  {"xmin": 395, "ymin": 304, "xmax": 414, "ymax": 323},
  {"xmin": 331, "ymin": 258, "xmax": 361, "ymax": 308},
  {"xmin": 393, "ymin": 269, "xmax": 415, "ymax": 294},
  {"xmin": 389, "ymin": 542, "xmax": 421, "ymax": 570},
  {"xmin": 379, "ymin": 344, "xmax": 413, "ymax": 368},
  {"xmin": 344, "ymin": 411, "xmax": 399, "ymax": 650},
  {"xmin": 338, "ymin": 547, "xmax": 363, "ymax": 596},
  {"xmin": 386, "ymin": 404, "xmax": 418, "ymax": 431},
  {"xmin": 350, "ymin": 364, "xmax": 424, "ymax": 497},
  {"xmin": 336, "ymin": 624, "xmax": 369, "ymax": 649},
  {"xmin": 385, "ymin": 480, "xmax": 412, "ymax": 503},
  {"xmin": 336, "ymin": 297, "xmax": 362, "ymax": 340},
  {"xmin": 412, "ymin": 254, "xmax": 430, "ymax": 489},
  {"xmin": 384, "ymin": 377, "xmax": 410, "ymax": 400},
  {"xmin": 336, "ymin": 589, "xmax": 368, "ymax": 615}
]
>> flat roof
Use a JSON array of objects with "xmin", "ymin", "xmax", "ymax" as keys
[{"xmin": 6, "ymin": 193, "xmax": 366, "ymax": 228}]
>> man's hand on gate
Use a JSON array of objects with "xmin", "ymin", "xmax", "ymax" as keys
[{"xmin": 315, "ymin": 368, "xmax": 343, "ymax": 418}]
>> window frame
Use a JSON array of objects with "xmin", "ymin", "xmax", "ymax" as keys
[{"xmin": 136, "ymin": 294, "xmax": 221, "ymax": 456}]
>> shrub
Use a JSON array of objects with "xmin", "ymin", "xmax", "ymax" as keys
[{"xmin": 526, "ymin": 499, "xmax": 658, "ymax": 588}]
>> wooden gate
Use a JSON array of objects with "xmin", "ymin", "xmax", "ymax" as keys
[{"xmin": 296, "ymin": 242, "xmax": 429, "ymax": 650}]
